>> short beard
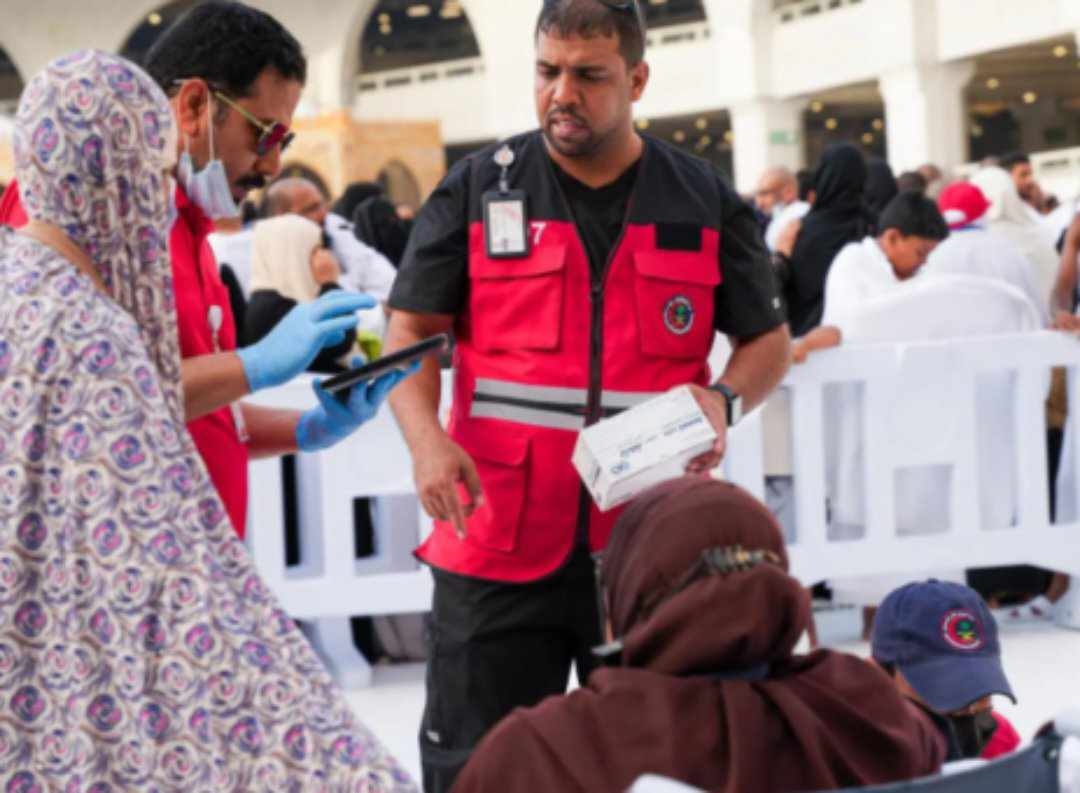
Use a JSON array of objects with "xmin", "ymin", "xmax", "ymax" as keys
[
  {"xmin": 543, "ymin": 116, "xmax": 618, "ymax": 160},
  {"xmin": 543, "ymin": 129, "xmax": 599, "ymax": 159},
  {"xmin": 236, "ymin": 174, "xmax": 267, "ymax": 193}
]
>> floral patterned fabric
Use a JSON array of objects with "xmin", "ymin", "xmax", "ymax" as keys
[{"xmin": 0, "ymin": 50, "xmax": 416, "ymax": 791}]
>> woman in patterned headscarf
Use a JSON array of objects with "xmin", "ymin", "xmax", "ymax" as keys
[{"xmin": 0, "ymin": 50, "xmax": 416, "ymax": 791}]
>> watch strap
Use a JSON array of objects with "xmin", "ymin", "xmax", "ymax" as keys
[{"xmin": 706, "ymin": 382, "xmax": 739, "ymax": 426}]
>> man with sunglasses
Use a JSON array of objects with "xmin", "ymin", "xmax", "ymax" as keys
[
  {"xmin": 0, "ymin": 1, "xmax": 394, "ymax": 539},
  {"xmin": 384, "ymin": 1, "xmax": 791, "ymax": 790}
]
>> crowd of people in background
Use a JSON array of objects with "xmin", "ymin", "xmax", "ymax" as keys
[{"xmin": 750, "ymin": 140, "xmax": 1080, "ymax": 634}]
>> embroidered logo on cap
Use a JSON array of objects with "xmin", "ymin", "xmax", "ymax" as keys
[
  {"xmin": 664, "ymin": 296, "xmax": 694, "ymax": 336},
  {"xmin": 941, "ymin": 609, "xmax": 984, "ymax": 651}
]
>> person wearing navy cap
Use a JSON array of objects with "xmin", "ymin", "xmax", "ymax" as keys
[{"xmin": 871, "ymin": 579, "xmax": 1017, "ymax": 761}]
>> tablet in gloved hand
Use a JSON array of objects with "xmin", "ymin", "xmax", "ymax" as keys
[{"xmin": 320, "ymin": 333, "xmax": 449, "ymax": 404}]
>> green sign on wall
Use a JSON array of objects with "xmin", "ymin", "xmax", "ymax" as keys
[{"xmin": 770, "ymin": 130, "xmax": 801, "ymax": 146}]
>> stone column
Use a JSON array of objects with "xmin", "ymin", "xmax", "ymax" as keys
[
  {"xmin": 467, "ymin": 0, "xmax": 537, "ymax": 141},
  {"xmin": 729, "ymin": 98, "xmax": 807, "ymax": 194},
  {"xmin": 879, "ymin": 59, "xmax": 975, "ymax": 174}
]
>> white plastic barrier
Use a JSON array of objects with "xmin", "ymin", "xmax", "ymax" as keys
[
  {"xmin": 245, "ymin": 333, "xmax": 1080, "ymax": 688},
  {"xmin": 244, "ymin": 372, "xmax": 452, "ymax": 687},
  {"xmin": 723, "ymin": 331, "xmax": 1080, "ymax": 628}
]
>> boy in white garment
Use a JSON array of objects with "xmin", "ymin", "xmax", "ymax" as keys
[{"xmin": 792, "ymin": 191, "xmax": 949, "ymax": 362}]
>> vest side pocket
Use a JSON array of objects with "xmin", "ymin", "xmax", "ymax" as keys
[
  {"xmin": 468, "ymin": 244, "xmax": 566, "ymax": 352},
  {"xmin": 632, "ymin": 250, "xmax": 720, "ymax": 360},
  {"xmin": 453, "ymin": 428, "xmax": 530, "ymax": 554}
]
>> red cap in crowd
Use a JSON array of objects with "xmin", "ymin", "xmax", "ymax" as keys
[{"xmin": 938, "ymin": 182, "xmax": 991, "ymax": 230}]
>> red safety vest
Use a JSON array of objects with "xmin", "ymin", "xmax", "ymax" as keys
[{"xmin": 416, "ymin": 133, "xmax": 724, "ymax": 582}]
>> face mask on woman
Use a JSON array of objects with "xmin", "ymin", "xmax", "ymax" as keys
[{"xmin": 948, "ymin": 709, "xmax": 999, "ymax": 759}]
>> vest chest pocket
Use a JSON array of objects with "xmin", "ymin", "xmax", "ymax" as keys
[
  {"xmin": 633, "ymin": 250, "xmax": 720, "ymax": 359},
  {"xmin": 468, "ymin": 244, "xmax": 566, "ymax": 352}
]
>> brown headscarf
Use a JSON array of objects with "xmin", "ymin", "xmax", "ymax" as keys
[{"xmin": 453, "ymin": 478, "xmax": 945, "ymax": 793}]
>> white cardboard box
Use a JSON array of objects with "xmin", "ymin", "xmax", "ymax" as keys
[{"xmin": 572, "ymin": 386, "xmax": 718, "ymax": 511}]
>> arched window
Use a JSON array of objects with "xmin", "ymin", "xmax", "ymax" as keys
[
  {"xmin": 377, "ymin": 160, "xmax": 422, "ymax": 210},
  {"xmin": 803, "ymin": 81, "xmax": 887, "ymax": 163},
  {"xmin": 965, "ymin": 36, "xmax": 1078, "ymax": 163},
  {"xmin": 358, "ymin": 0, "xmax": 480, "ymax": 75},
  {"xmin": 634, "ymin": 111, "xmax": 733, "ymax": 179},
  {"xmin": 0, "ymin": 48, "xmax": 24, "ymax": 115},
  {"xmin": 120, "ymin": 1, "xmax": 202, "ymax": 67},
  {"xmin": 644, "ymin": 0, "xmax": 706, "ymax": 29}
]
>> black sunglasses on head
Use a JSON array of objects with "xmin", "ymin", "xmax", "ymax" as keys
[{"xmin": 543, "ymin": 0, "xmax": 646, "ymax": 31}]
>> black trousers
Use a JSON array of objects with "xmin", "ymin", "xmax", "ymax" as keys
[{"xmin": 419, "ymin": 547, "xmax": 602, "ymax": 793}]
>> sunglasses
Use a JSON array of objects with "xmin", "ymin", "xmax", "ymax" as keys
[
  {"xmin": 212, "ymin": 91, "xmax": 295, "ymax": 157},
  {"xmin": 173, "ymin": 79, "xmax": 296, "ymax": 157}
]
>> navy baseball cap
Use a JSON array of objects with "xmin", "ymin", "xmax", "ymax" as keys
[{"xmin": 871, "ymin": 580, "xmax": 1016, "ymax": 713}]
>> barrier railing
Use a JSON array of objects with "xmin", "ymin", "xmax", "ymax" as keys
[
  {"xmin": 772, "ymin": 0, "xmax": 865, "ymax": 24},
  {"xmin": 243, "ymin": 374, "xmax": 448, "ymax": 687},
  {"xmin": 247, "ymin": 333, "xmax": 1080, "ymax": 687},
  {"xmin": 354, "ymin": 57, "xmax": 486, "ymax": 96},
  {"xmin": 726, "ymin": 330, "xmax": 1080, "ymax": 626}
]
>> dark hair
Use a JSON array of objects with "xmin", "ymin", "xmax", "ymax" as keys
[
  {"xmin": 332, "ymin": 181, "xmax": 384, "ymax": 221},
  {"xmin": 796, "ymin": 169, "xmax": 814, "ymax": 201},
  {"xmin": 353, "ymin": 197, "xmax": 411, "ymax": 267},
  {"xmin": 145, "ymin": 1, "xmax": 306, "ymax": 97},
  {"xmin": 878, "ymin": 191, "xmax": 949, "ymax": 241},
  {"xmin": 896, "ymin": 170, "xmax": 928, "ymax": 194},
  {"xmin": 240, "ymin": 200, "xmax": 259, "ymax": 225},
  {"xmin": 999, "ymin": 151, "xmax": 1031, "ymax": 171},
  {"xmin": 536, "ymin": 0, "xmax": 647, "ymax": 66}
]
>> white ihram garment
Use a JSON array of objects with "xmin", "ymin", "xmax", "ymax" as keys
[{"xmin": 826, "ymin": 275, "xmax": 1043, "ymax": 605}]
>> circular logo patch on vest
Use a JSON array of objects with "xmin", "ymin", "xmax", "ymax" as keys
[
  {"xmin": 941, "ymin": 609, "xmax": 984, "ymax": 651},
  {"xmin": 663, "ymin": 296, "xmax": 694, "ymax": 336}
]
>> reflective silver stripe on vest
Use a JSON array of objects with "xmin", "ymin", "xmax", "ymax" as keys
[
  {"xmin": 470, "ymin": 401, "xmax": 587, "ymax": 431},
  {"xmin": 469, "ymin": 378, "xmax": 659, "ymax": 430}
]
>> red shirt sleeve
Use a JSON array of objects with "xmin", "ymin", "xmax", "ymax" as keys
[
  {"xmin": 981, "ymin": 710, "xmax": 1021, "ymax": 760},
  {"xmin": 0, "ymin": 181, "xmax": 29, "ymax": 228}
]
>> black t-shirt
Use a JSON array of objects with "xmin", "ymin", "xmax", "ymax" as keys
[
  {"xmin": 389, "ymin": 137, "xmax": 783, "ymax": 339},
  {"xmin": 553, "ymin": 159, "xmax": 640, "ymax": 281}
]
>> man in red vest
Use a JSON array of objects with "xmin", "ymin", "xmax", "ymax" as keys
[
  {"xmin": 0, "ymin": 3, "xmax": 400, "ymax": 538},
  {"xmin": 384, "ymin": 2, "xmax": 791, "ymax": 790}
]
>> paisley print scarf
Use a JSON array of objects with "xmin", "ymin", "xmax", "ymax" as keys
[{"xmin": 0, "ymin": 49, "xmax": 415, "ymax": 791}]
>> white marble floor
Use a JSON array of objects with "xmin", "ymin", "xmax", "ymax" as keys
[{"xmin": 345, "ymin": 610, "xmax": 1080, "ymax": 785}]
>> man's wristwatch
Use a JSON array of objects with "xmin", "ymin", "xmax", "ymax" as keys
[{"xmin": 707, "ymin": 382, "xmax": 743, "ymax": 427}]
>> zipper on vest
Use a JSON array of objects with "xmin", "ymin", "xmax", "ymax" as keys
[
  {"xmin": 580, "ymin": 188, "xmax": 637, "ymax": 544},
  {"xmin": 586, "ymin": 193, "xmax": 637, "ymax": 425},
  {"xmin": 540, "ymin": 138, "xmax": 644, "ymax": 546}
]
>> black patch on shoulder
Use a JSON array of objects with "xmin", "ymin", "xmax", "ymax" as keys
[{"xmin": 656, "ymin": 222, "xmax": 702, "ymax": 252}]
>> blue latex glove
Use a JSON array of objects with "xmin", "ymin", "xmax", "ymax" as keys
[
  {"xmin": 296, "ymin": 358, "xmax": 420, "ymax": 452},
  {"xmin": 237, "ymin": 291, "xmax": 376, "ymax": 392}
]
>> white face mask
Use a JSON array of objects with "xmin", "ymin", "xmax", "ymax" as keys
[
  {"xmin": 165, "ymin": 189, "xmax": 179, "ymax": 231},
  {"xmin": 176, "ymin": 96, "xmax": 240, "ymax": 221}
]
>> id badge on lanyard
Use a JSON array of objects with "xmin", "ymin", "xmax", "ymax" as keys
[
  {"xmin": 483, "ymin": 144, "xmax": 531, "ymax": 259},
  {"xmin": 207, "ymin": 305, "xmax": 250, "ymax": 444}
]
